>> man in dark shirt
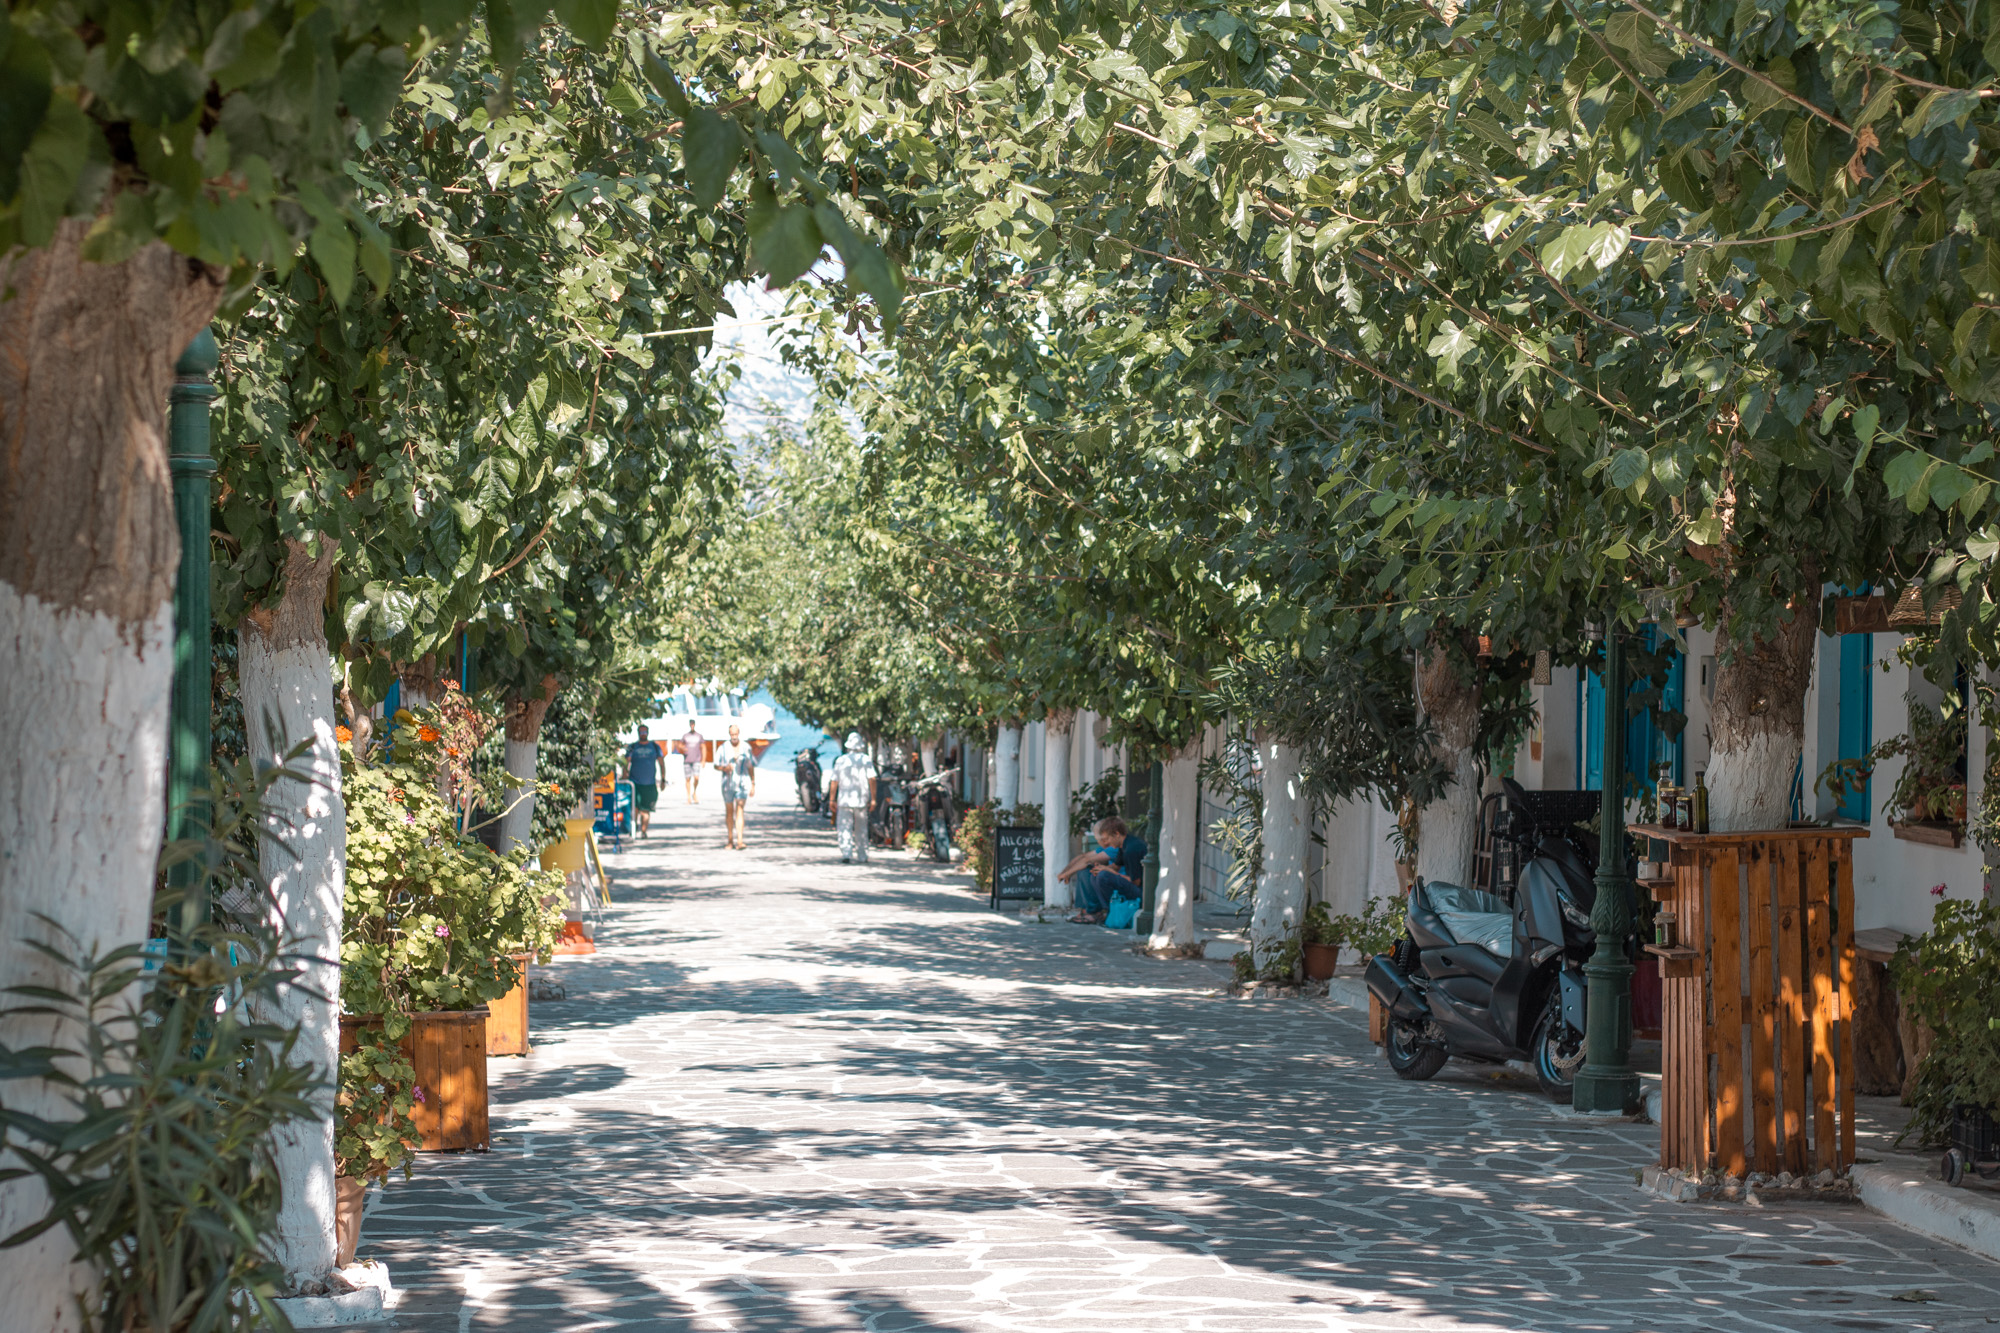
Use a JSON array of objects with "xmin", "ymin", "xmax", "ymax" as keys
[
  {"xmin": 1057, "ymin": 816, "xmax": 1146, "ymax": 923},
  {"xmin": 625, "ymin": 726, "xmax": 666, "ymax": 837}
]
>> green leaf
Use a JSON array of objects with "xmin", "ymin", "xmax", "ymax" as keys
[
  {"xmin": 0, "ymin": 24, "xmax": 53, "ymax": 201},
  {"xmin": 683, "ymin": 108, "xmax": 742, "ymax": 210},
  {"xmin": 1606, "ymin": 447, "xmax": 1649, "ymax": 490},
  {"xmin": 606, "ymin": 81, "xmax": 646, "ymax": 115},
  {"xmin": 15, "ymin": 97, "xmax": 91, "ymax": 248},
  {"xmin": 643, "ymin": 53, "xmax": 692, "ymax": 115},
  {"xmin": 1425, "ymin": 320, "xmax": 1476, "ymax": 376},
  {"xmin": 553, "ymin": 0, "xmax": 620, "ymax": 48},
  {"xmin": 750, "ymin": 201, "xmax": 822, "ymax": 287},
  {"xmin": 308, "ymin": 218, "xmax": 357, "ymax": 306}
]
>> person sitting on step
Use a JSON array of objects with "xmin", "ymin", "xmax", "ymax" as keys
[{"xmin": 1056, "ymin": 816, "xmax": 1145, "ymax": 925}]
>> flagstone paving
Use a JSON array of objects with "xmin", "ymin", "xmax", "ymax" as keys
[{"xmin": 365, "ymin": 785, "xmax": 2000, "ymax": 1332}]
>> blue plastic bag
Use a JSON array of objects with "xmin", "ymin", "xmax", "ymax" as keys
[{"xmin": 1103, "ymin": 893, "xmax": 1139, "ymax": 930}]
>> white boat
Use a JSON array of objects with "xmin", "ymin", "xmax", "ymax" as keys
[{"xmin": 623, "ymin": 683, "xmax": 779, "ymax": 764}]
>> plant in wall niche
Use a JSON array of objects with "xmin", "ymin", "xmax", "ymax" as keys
[
  {"xmin": 1201, "ymin": 739, "xmax": 1263, "ymax": 904},
  {"xmin": 1843, "ymin": 691, "xmax": 1971, "ymax": 835},
  {"xmin": 1068, "ymin": 766, "xmax": 1127, "ymax": 838},
  {"xmin": 1891, "ymin": 898, "xmax": 2000, "ymax": 1148}
]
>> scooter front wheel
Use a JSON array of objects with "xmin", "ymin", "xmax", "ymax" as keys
[
  {"xmin": 1385, "ymin": 1019, "xmax": 1448, "ymax": 1081},
  {"xmin": 1531, "ymin": 1002, "xmax": 1586, "ymax": 1104}
]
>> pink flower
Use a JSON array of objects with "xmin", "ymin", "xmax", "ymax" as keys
[
  {"xmin": 1930, "ymin": 883, "xmax": 1948, "ymax": 897},
  {"xmin": 412, "ymin": 1086, "xmax": 425, "ymax": 1104},
  {"xmin": 435, "ymin": 924, "xmax": 450, "ymax": 938}
]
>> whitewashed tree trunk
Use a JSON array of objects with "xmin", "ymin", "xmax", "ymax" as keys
[
  {"xmin": 1708, "ymin": 589, "xmax": 1820, "ymax": 832},
  {"xmin": 1415, "ymin": 641, "xmax": 1482, "ymax": 889},
  {"xmin": 239, "ymin": 542, "xmax": 344, "ymax": 1289},
  {"xmin": 1042, "ymin": 709, "xmax": 1075, "ymax": 907},
  {"xmin": 994, "ymin": 721, "xmax": 1023, "ymax": 808},
  {"xmin": 1149, "ymin": 743, "xmax": 1203, "ymax": 949},
  {"xmin": 1251, "ymin": 736, "xmax": 1309, "ymax": 968},
  {"xmin": 0, "ymin": 221, "xmax": 222, "ymax": 1324},
  {"xmin": 499, "ymin": 676, "xmax": 558, "ymax": 855},
  {"xmin": 920, "ymin": 730, "xmax": 941, "ymax": 776}
]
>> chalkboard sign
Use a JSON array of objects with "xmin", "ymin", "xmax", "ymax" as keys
[{"xmin": 990, "ymin": 825, "xmax": 1044, "ymax": 908}]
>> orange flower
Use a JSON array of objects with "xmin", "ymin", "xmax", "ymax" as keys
[
  {"xmin": 418, "ymin": 726, "xmax": 441, "ymax": 743},
  {"xmin": 335, "ymin": 725, "xmax": 354, "ymax": 743},
  {"xmin": 446, "ymin": 746, "xmax": 460, "ymax": 757},
  {"xmin": 389, "ymin": 787, "xmax": 405, "ymax": 804}
]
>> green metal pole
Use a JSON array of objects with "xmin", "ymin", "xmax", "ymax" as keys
[
  {"xmin": 167, "ymin": 328, "xmax": 219, "ymax": 932},
  {"xmin": 1574, "ymin": 617, "xmax": 1641, "ymax": 1113},
  {"xmin": 1135, "ymin": 759, "xmax": 1164, "ymax": 936}
]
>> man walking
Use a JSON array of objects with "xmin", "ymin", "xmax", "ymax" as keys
[
  {"xmin": 625, "ymin": 725, "xmax": 666, "ymax": 838},
  {"xmin": 680, "ymin": 720, "xmax": 704, "ymax": 804},
  {"xmin": 827, "ymin": 732, "xmax": 878, "ymax": 864}
]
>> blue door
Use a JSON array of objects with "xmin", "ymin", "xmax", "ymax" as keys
[
  {"xmin": 1580, "ymin": 628, "xmax": 1684, "ymax": 796},
  {"xmin": 1835, "ymin": 634, "xmax": 1873, "ymax": 821}
]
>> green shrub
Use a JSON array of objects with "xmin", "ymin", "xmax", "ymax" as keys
[{"xmin": 1892, "ymin": 897, "xmax": 2000, "ymax": 1148}]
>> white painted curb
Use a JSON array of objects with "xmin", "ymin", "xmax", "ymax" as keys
[
  {"xmin": 272, "ymin": 1261, "xmax": 397, "ymax": 1327},
  {"xmin": 1853, "ymin": 1159, "xmax": 2000, "ymax": 1264}
]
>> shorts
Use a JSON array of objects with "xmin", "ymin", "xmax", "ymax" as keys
[
  {"xmin": 720, "ymin": 772, "xmax": 751, "ymax": 803},
  {"xmin": 633, "ymin": 783, "xmax": 658, "ymax": 812},
  {"xmin": 682, "ymin": 758, "xmax": 700, "ymax": 778}
]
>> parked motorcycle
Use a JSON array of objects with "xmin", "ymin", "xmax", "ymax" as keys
[
  {"xmin": 872, "ymin": 762, "xmax": 910, "ymax": 847},
  {"xmin": 794, "ymin": 748, "xmax": 823, "ymax": 813},
  {"xmin": 906, "ymin": 766, "xmax": 960, "ymax": 862},
  {"xmin": 1364, "ymin": 778, "xmax": 1598, "ymax": 1102}
]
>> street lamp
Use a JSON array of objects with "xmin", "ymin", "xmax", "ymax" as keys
[
  {"xmin": 1573, "ymin": 610, "xmax": 1641, "ymax": 1113},
  {"xmin": 167, "ymin": 327, "xmax": 219, "ymax": 932}
]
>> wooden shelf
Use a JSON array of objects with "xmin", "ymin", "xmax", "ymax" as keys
[
  {"xmin": 1638, "ymin": 876, "xmax": 1676, "ymax": 900},
  {"xmin": 1627, "ymin": 823, "xmax": 1869, "ymax": 845},
  {"xmin": 1643, "ymin": 943, "xmax": 1701, "ymax": 961}
]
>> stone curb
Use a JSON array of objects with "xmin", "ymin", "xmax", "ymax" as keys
[{"xmin": 1853, "ymin": 1159, "xmax": 2000, "ymax": 1264}]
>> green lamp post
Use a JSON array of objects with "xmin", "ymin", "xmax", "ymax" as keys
[
  {"xmin": 1572, "ymin": 613, "xmax": 1642, "ymax": 1114},
  {"xmin": 166, "ymin": 327, "xmax": 219, "ymax": 931},
  {"xmin": 1135, "ymin": 759, "xmax": 1164, "ymax": 936}
]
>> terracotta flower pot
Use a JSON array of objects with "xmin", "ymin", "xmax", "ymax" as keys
[
  {"xmin": 335, "ymin": 1175, "xmax": 366, "ymax": 1267},
  {"xmin": 1302, "ymin": 942, "xmax": 1340, "ymax": 981}
]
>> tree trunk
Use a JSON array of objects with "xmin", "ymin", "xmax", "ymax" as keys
[
  {"xmin": 1148, "ymin": 741, "xmax": 1203, "ymax": 949},
  {"xmin": 1415, "ymin": 639, "xmax": 1482, "ymax": 889},
  {"xmin": 920, "ymin": 731, "xmax": 940, "ymax": 776},
  {"xmin": 239, "ymin": 541, "xmax": 345, "ymax": 1289},
  {"xmin": 1251, "ymin": 735, "xmax": 1308, "ymax": 969},
  {"xmin": 501, "ymin": 675, "xmax": 559, "ymax": 855},
  {"xmin": 1041, "ymin": 709, "xmax": 1076, "ymax": 907},
  {"xmin": 0, "ymin": 222, "xmax": 224, "ymax": 1320},
  {"xmin": 1708, "ymin": 587, "xmax": 1820, "ymax": 832},
  {"xmin": 994, "ymin": 721, "xmax": 1022, "ymax": 808}
]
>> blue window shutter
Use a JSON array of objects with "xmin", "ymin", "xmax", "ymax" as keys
[
  {"xmin": 1836, "ymin": 634, "xmax": 1873, "ymax": 821},
  {"xmin": 1583, "ymin": 667, "xmax": 1604, "ymax": 792}
]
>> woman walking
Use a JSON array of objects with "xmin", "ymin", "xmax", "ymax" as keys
[{"xmin": 714, "ymin": 723, "xmax": 758, "ymax": 850}]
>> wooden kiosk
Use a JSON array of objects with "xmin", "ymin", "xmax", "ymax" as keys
[{"xmin": 1631, "ymin": 824, "xmax": 1868, "ymax": 1179}]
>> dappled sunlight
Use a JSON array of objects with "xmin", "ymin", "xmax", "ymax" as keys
[{"xmin": 363, "ymin": 795, "xmax": 2000, "ymax": 1331}]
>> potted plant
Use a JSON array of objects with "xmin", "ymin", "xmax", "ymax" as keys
[
  {"xmin": 1890, "ymin": 897, "xmax": 2000, "ymax": 1181},
  {"xmin": 1840, "ymin": 689, "xmax": 1971, "ymax": 846},
  {"xmin": 332, "ymin": 1038, "xmax": 423, "ymax": 1264},
  {"xmin": 1301, "ymin": 902, "xmax": 1345, "ymax": 980},
  {"xmin": 340, "ymin": 698, "xmax": 566, "ymax": 1152}
]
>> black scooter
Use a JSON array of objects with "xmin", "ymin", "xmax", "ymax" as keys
[
  {"xmin": 1365, "ymin": 780, "xmax": 1597, "ymax": 1102},
  {"xmin": 794, "ymin": 748, "xmax": 823, "ymax": 813}
]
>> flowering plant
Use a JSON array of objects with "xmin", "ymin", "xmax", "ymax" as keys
[{"xmin": 340, "ymin": 699, "xmax": 566, "ymax": 1033}]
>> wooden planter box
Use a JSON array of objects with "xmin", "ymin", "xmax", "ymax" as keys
[
  {"xmin": 340, "ymin": 1008, "xmax": 490, "ymax": 1152},
  {"xmin": 487, "ymin": 955, "xmax": 531, "ymax": 1057},
  {"xmin": 1890, "ymin": 819, "xmax": 1964, "ymax": 848},
  {"xmin": 1632, "ymin": 824, "xmax": 1866, "ymax": 1178}
]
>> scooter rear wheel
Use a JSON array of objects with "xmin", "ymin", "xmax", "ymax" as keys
[{"xmin": 1385, "ymin": 1019, "xmax": 1448, "ymax": 1081}]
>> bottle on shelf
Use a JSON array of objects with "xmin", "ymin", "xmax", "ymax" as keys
[{"xmin": 1692, "ymin": 770, "xmax": 1710, "ymax": 834}]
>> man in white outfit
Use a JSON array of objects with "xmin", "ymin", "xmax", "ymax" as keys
[{"xmin": 828, "ymin": 732, "xmax": 878, "ymax": 864}]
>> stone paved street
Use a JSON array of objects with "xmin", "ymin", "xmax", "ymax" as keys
[{"xmin": 367, "ymin": 785, "xmax": 2000, "ymax": 1332}]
